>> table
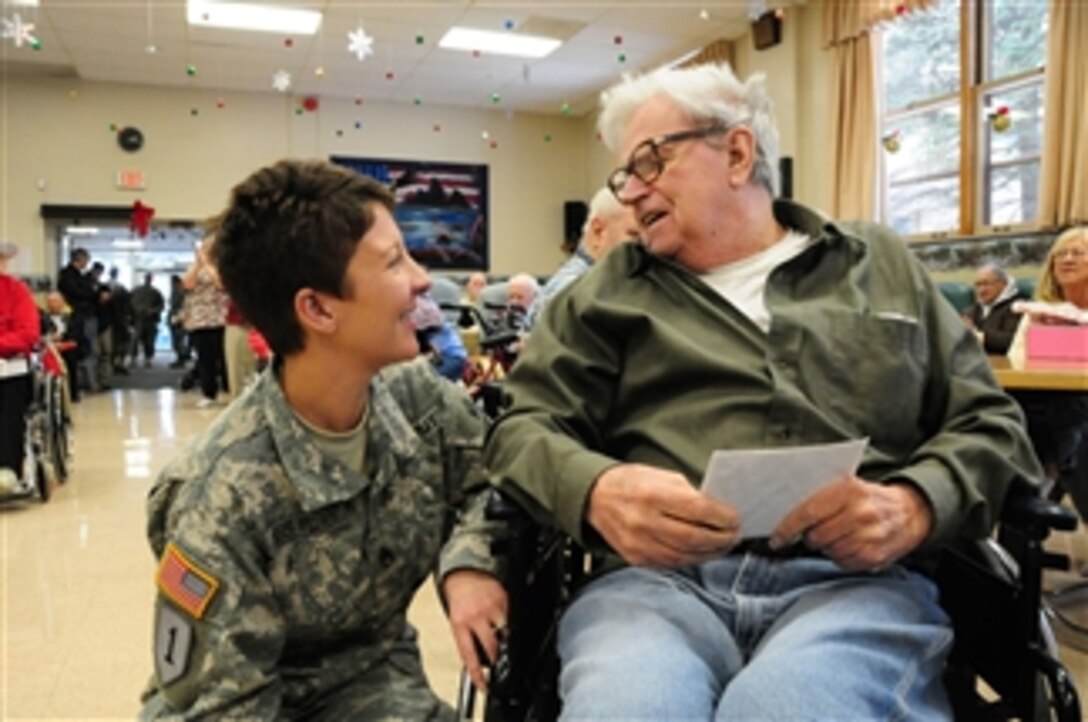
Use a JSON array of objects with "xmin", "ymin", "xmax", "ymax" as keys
[{"xmin": 988, "ymin": 355, "xmax": 1088, "ymax": 392}]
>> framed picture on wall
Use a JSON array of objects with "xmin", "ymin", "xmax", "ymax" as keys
[{"xmin": 332, "ymin": 155, "xmax": 489, "ymax": 270}]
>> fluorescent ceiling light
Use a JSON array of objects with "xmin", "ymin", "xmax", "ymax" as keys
[
  {"xmin": 439, "ymin": 27, "xmax": 561, "ymax": 59},
  {"xmin": 8, "ymin": 0, "xmax": 40, "ymax": 7},
  {"xmin": 187, "ymin": 1, "xmax": 322, "ymax": 35},
  {"xmin": 66, "ymin": 227, "xmax": 99, "ymax": 235},
  {"xmin": 112, "ymin": 239, "xmax": 145, "ymax": 249}
]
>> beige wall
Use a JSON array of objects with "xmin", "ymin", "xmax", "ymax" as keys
[
  {"xmin": 0, "ymin": 76, "xmax": 587, "ymax": 276},
  {"xmin": 2, "ymin": 12, "xmax": 835, "ymax": 279}
]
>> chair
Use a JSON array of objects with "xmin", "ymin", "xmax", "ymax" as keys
[
  {"xmin": 430, "ymin": 276, "xmax": 464, "ymax": 326},
  {"xmin": 477, "ymin": 282, "xmax": 509, "ymax": 331},
  {"xmin": 461, "ymin": 478, "xmax": 1081, "ymax": 722},
  {"xmin": 938, "ymin": 281, "xmax": 975, "ymax": 315}
]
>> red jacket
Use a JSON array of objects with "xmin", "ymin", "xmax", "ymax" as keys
[{"xmin": 0, "ymin": 274, "xmax": 41, "ymax": 358}]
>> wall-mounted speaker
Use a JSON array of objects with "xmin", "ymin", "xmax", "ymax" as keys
[
  {"xmin": 779, "ymin": 156, "xmax": 793, "ymax": 200},
  {"xmin": 564, "ymin": 200, "xmax": 589, "ymax": 245}
]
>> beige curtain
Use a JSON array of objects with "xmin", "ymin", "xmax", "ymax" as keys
[
  {"xmin": 821, "ymin": 0, "xmax": 936, "ymax": 221},
  {"xmin": 1038, "ymin": 0, "xmax": 1088, "ymax": 228}
]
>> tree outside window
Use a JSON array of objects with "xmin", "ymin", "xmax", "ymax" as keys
[{"xmin": 879, "ymin": 0, "xmax": 1048, "ymax": 238}]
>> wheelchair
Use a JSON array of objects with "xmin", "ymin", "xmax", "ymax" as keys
[
  {"xmin": 459, "ymin": 478, "xmax": 1082, "ymax": 722},
  {"xmin": 3, "ymin": 352, "xmax": 70, "ymax": 504}
]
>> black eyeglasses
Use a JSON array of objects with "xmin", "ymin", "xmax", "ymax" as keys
[{"xmin": 606, "ymin": 124, "xmax": 732, "ymax": 200}]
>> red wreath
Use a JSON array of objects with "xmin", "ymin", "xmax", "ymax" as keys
[{"xmin": 131, "ymin": 199, "xmax": 155, "ymax": 238}]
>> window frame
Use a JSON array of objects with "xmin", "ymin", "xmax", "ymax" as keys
[{"xmin": 878, "ymin": 0, "xmax": 1047, "ymax": 242}]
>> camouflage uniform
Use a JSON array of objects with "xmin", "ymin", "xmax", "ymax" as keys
[{"xmin": 141, "ymin": 358, "xmax": 501, "ymax": 720}]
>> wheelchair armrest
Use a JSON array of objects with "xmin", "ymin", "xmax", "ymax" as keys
[{"xmin": 1002, "ymin": 479, "xmax": 1078, "ymax": 539}]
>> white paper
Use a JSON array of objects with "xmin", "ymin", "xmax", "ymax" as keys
[{"xmin": 701, "ymin": 438, "xmax": 868, "ymax": 539}]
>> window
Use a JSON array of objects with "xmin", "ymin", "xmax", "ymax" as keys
[{"xmin": 879, "ymin": 0, "xmax": 1048, "ymax": 238}]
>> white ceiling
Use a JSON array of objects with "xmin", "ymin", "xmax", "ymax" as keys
[{"xmin": 0, "ymin": 1, "xmax": 758, "ymax": 116}]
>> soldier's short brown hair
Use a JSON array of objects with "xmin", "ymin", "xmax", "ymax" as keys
[{"xmin": 208, "ymin": 159, "xmax": 394, "ymax": 356}]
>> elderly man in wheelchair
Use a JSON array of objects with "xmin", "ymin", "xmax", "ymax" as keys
[{"xmin": 467, "ymin": 63, "xmax": 1081, "ymax": 722}]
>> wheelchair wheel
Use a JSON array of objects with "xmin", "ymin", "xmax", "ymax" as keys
[{"xmin": 35, "ymin": 454, "xmax": 50, "ymax": 502}]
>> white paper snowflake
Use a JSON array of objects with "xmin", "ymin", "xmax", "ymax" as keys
[
  {"xmin": 1, "ymin": 13, "xmax": 37, "ymax": 49},
  {"xmin": 272, "ymin": 69, "xmax": 291, "ymax": 93},
  {"xmin": 347, "ymin": 26, "xmax": 374, "ymax": 61}
]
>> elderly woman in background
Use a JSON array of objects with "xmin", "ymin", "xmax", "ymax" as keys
[
  {"xmin": 0, "ymin": 242, "xmax": 42, "ymax": 496},
  {"xmin": 1008, "ymin": 227, "xmax": 1088, "ymax": 517}
]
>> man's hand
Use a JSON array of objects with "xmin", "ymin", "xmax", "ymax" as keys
[
  {"xmin": 770, "ymin": 476, "xmax": 933, "ymax": 572},
  {"xmin": 442, "ymin": 569, "xmax": 508, "ymax": 692},
  {"xmin": 586, "ymin": 463, "xmax": 741, "ymax": 568}
]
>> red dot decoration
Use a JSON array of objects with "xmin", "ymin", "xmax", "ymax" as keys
[
  {"xmin": 385, "ymin": 70, "xmax": 395, "ymax": 80},
  {"xmin": 284, "ymin": 38, "xmax": 294, "ymax": 48},
  {"xmin": 614, "ymin": 35, "xmax": 623, "ymax": 45}
]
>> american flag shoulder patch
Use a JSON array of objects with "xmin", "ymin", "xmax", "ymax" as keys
[{"xmin": 157, "ymin": 542, "xmax": 220, "ymax": 619}]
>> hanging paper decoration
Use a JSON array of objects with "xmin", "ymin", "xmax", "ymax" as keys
[
  {"xmin": 216, "ymin": 98, "xmax": 226, "ymax": 109},
  {"xmin": 348, "ymin": 25, "xmax": 375, "ymax": 61},
  {"xmin": 617, "ymin": 52, "xmax": 627, "ymax": 63},
  {"xmin": 301, "ymin": 96, "xmax": 319, "ymax": 112},
  {"xmin": 433, "ymin": 123, "xmax": 442, "ymax": 132},
  {"xmin": 385, "ymin": 70, "xmax": 395, "ymax": 80},
  {"xmin": 882, "ymin": 129, "xmax": 901, "ymax": 153},
  {"xmin": 489, "ymin": 139, "xmax": 498, "ymax": 149},
  {"xmin": 989, "ymin": 105, "xmax": 1012, "ymax": 132},
  {"xmin": 145, "ymin": 44, "xmax": 157, "ymax": 54},
  {"xmin": 699, "ymin": 8, "xmax": 710, "ymax": 20},
  {"xmin": 413, "ymin": 95, "xmax": 422, "ymax": 106},
  {"xmin": 415, "ymin": 34, "xmax": 424, "ymax": 45},
  {"xmin": 314, "ymin": 66, "xmax": 325, "ymax": 77},
  {"xmin": 354, "ymin": 96, "xmax": 364, "ymax": 105},
  {"xmin": 560, "ymin": 102, "xmax": 572, "ymax": 115},
  {"xmin": 503, "ymin": 19, "xmax": 515, "ymax": 30},
  {"xmin": 284, "ymin": 37, "xmax": 294, "ymax": 48},
  {"xmin": 614, "ymin": 35, "xmax": 623, "ymax": 45},
  {"xmin": 130, "ymin": 200, "xmax": 156, "ymax": 238},
  {"xmin": 355, "ymin": 120, "xmax": 363, "ymax": 129},
  {"xmin": 472, "ymin": 49, "xmax": 481, "ymax": 58},
  {"xmin": 186, "ymin": 64, "xmax": 197, "ymax": 77},
  {"xmin": 543, "ymin": 133, "xmax": 552, "ymax": 142},
  {"xmin": 1, "ymin": 13, "xmax": 37, "ymax": 49},
  {"xmin": 481, "ymin": 130, "xmax": 490, "ymax": 140},
  {"xmin": 272, "ymin": 70, "xmax": 291, "ymax": 92},
  {"xmin": 490, "ymin": 92, "xmax": 501, "ymax": 104},
  {"xmin": 190, "ymin": 107, "xmax": 199, "ymax": 116},
  {"xmin": 336, "ymin": 129, "xmax": 343, "ymax": 137}
]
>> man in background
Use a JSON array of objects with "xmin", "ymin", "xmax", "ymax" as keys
[
  {"xmin": 523, "ymin": 188, "xmax": 639, "ymax": 331},
  {"xmin": 963, "ymin": 263, "xmax": 1025, "ymax": 355},
  {"xmin": 57, "ymin": 247, "xmax": 98, "ymax": 394},
  {"xmin": 131, "ymin": 272, "xmax": 165, "ymax": 368},
  {"xmin": 167, "ymin": 274, "xmax": 190, "ymax": 368}
]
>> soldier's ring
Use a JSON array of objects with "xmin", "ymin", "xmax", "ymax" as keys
[{"xmin": 492, "ymin": 618, "xmax": 507, "ymax": 631}]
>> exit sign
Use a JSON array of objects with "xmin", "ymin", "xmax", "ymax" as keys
[{"xmin": 116, "ymin": 169, "xmax": 146, "ymax": 190}]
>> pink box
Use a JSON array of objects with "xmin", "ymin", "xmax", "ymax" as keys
[{"xmin": 1026, "ymin": 325, "xmax": 1088, "ymax": 361}]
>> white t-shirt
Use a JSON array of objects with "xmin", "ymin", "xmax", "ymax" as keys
[{"xmin": 699, "ymin": 230, "xmax": 814, "ymax": 333}]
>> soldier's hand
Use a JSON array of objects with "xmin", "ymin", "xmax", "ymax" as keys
[
  {"xmin": 586, "ymin": 463, "xmax": 741, "ymax": 569},
  {"xmin": 442, "ymin": 569, "xmax": 508, "ymax": 691},
  {"xmin": 770, "ymin": 475, "xmax": 933, "ymax": 572}
]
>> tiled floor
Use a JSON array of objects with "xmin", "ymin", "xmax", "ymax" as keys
[{"xmin": 2, "ymin": 382, "xmax": 1088, "ymax": 720}]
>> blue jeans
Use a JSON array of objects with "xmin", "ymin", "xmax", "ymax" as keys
[{"xmin": 557, "ymin": 555, "xmax": 952, "ymax": 721}]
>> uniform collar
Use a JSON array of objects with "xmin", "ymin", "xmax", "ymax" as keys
[{"xmin": 260, "ymin": 368, "xmax": 421, "ymax": 512}]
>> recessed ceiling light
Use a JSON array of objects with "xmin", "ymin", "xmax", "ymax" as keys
[
  {"xmin": 439, "ymin": 27, "xmax": 561, "ymax": 59},
  {"xmin": 186, "ymin": 1, "xmax": 322, "ymax": 35},
  {"xmin": 8, "ymin": 0, "xmax": 40, "ymax": 6}
]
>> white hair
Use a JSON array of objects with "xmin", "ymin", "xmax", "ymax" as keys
[
  {"xmin": 597, "ymin": 63, "xmax": 780, "ymax": 196},
  {"xmin": 508, "ymin": 273, "xmax": 539, "ymax": 293},
  {"xmin": 582, "ymin": 187, "xmax": 625, "ymax": 237}
]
